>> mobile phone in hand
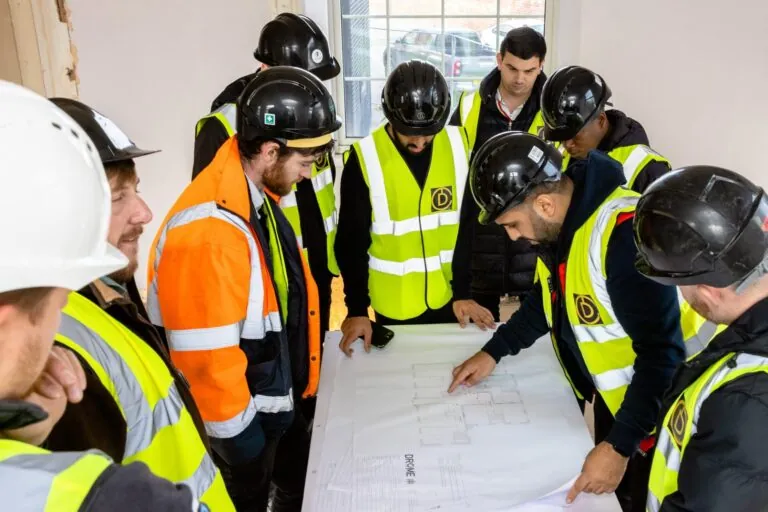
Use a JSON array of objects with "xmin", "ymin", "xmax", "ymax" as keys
[{"xmin": 370, "ymin": 321, "xmax": 394, "ymax": 349}]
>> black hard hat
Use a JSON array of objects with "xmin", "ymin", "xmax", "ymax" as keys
[
  {"xmin": 381, "ymin": 60, "xmax": 451, "ymax": 137},
  {"xmin": 253, "ymin": 13, "xmax": 341, "ymax": 81},
  {"xmin": 237, "ymin": 66, "xmax": 341, "ymax": 146},
  {"xmin": 634, "ymin": 166, "xmax": 768, "ymax": 288},
  {"xmin": 540, "ymin": 65, "xmax": 612, "ymax": 142},
  {"xmin": 470, "ymin": 131, "xmax": 563, "ymax": 225},
  {"xmin": 49, "ymin": 97, "xmax": 159, "ymax": 164}
]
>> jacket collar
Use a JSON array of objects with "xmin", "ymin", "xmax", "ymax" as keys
[
  {"xmin": 555, "ymin": 151, "xmax": 627, "ymax": 256},
  {"xmin": 211, "ymin": 137, "xmax": 256, "ymax": 221},
  {"xmin": 597, "ymin": 109, "xmax": 650, "ymax": 153}
]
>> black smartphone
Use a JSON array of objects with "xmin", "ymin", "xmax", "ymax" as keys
[{"xmin": 370, "ymin": 321, "xmax": 395, "ymax": 349}]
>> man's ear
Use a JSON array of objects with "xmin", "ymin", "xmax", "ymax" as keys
[
  {"xmin": 696, "ymin": 284, "xmax": 723, "ymax": 307},
  {"xmin": 496, "ymin": 52, "xmax": 503, "ymax": 70},
  {"xmin": 0, "ymin": 303, "xmax": 16, "ymax": 328},
  {"xmin": 532, "ymin": 194, "xmax": 557, "ymax": 221},
  {"xmin": 260, "ymin": 141, "xmax": 281, "ymax": 164}
]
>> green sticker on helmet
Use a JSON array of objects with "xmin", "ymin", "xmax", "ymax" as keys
[{"xmin": 264, "ymin": 113, "xmax": 276, "ymax": 126}]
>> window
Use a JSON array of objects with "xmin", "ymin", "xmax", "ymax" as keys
[{"xmin": 332, "ymin": 0, "xmax": 549, "ymax": 143}]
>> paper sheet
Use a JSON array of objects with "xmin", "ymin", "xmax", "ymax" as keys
[{"xmin": 303, "ymin": 325, "xmax": 621, "ymax": 512}]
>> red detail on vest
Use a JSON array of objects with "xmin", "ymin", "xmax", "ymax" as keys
[
  {"xmin": 639, "ymin": 436, "xmax": 656, "ymax": 455},
  {"xmin": 616, "ymin": 212, "xmax": 635, "ymax": 226},
  {"xmin": 558, "ymin": 263, "xmax": 567, "ymax": 295}
]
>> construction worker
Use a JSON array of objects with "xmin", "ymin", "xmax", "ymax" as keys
[
  {"xmin": 632, "ymin": 166, "xmax": 768, "ymax": 511},
  {"xmin": 540, "ymin": 65, "xmax": 670, "ymax": 193},
  {"xmin": 448, "ymin": 132, "xmax": 685, "ymax": 512},
  {"xmin": 149, "ymin": 66, "xmax": 339, "ymax": 512},
  {"xmin": 0, "ymin": 80, "xmax": 205, "ymax": 511},
  {"xmin": 336, "ymin": 60, "xmax": 469, "ymax": 356},
  {"xmin": 194, "ymin": 12, "xmax": 341, "ymax": 343},
  {"xmin": 450, "ymin": 27, "xmax": 549, "ymax": 327},
  {"xmin": 41, "ymin": 98, "xmax": 234, "ymax": 510}
]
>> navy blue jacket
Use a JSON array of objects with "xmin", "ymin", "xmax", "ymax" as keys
[{"xmin": 482, "ymin": 152, "xmax": 685, "ymax": 456}]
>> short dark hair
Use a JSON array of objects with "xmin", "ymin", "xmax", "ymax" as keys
[
  {"xmin": 237, "ymin": 136, "xmax": 335, "ymax": 161},
  {"xmin": 527, "ymin": 176, "xmax": 569, "ymax": 203},
  {"xmin": 500, "ymin": 26, "xmax": 547, "ymax": 61},
  {"xmin": 0, "ymin": 287, "xmax": 55, "ymax": 323}
]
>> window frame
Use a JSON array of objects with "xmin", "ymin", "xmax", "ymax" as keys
[{"xmin": 328, "ymin": 0, "xmax": 558, "ymax": 149}]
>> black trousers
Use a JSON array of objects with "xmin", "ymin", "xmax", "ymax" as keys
[
  {"xmin": 270, "ymin": 409, "xmax": 311, "ymax": 512},
  {"xmin": 592, "ymin": 393, "xmax": 653, "ymax": 512},
  {"xmin": 214, "ymin": 436, "xmax": 281, "ymax": 512},
  {"xmin": 376, "ymin": 301, "xmax": 456, "ymax": 326}
]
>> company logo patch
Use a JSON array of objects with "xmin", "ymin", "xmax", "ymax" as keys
[
  {"xmin": 574, "ymin": 294, "xmax": 601, "ymax": 325},
  {"xmin": 431, "ymin": 186, "xmax": 453, "ymax": 212},
  {"xmin": 264, "ymin": 113, "xmax": 276, "ymax": 126},
  {"xmin": 669, "ymin": 398, "xmax": 688, "ymax": 449}
]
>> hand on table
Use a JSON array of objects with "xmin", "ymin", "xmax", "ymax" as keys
[
  {"xmin": 447, "ymin": 351, "xmax": 497, "ymax": 393},
  {"xmin": 566, "ymin": 441, "xmax": 629, "ymax": 504},
  {"xmin": 339, "ymin": 316, "xmax": 372, "ymax": 357},
  {"xmin": 452, "ymin": 300, "xmax": 496, "ymax": 330}
]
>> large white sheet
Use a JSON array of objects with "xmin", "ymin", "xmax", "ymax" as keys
[{"xmin": 303, "ymin": 324, "xmax": 621, "ymax": 512}]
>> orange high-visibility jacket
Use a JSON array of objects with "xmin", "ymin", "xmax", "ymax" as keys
[{"xmin": 147, "ymin": 137, "xmax": 319, "ymax": 462}]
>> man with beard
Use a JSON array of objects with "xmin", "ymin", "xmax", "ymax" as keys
[
  {"xmin": 336, "ymin": 60, "xmax": 469, "ymax": 356},
  {"xmin": 540, "ymin": 65, "xmax": 670, "ymax": 193},
  {"xmin": 632, "ymin": 166, "xmax": 768, "ymax": 511},
  {"xmin": 449, "ymin": 132, "xmax": 685, "ymax": 512},
  {"xmin": 449, "ymin": 27, "xmax": 552, "ymax": 328},
  {"xmin": 0, "ymin": 80, "xmax": 206, "ymax": 511},
  {"xmin": 43, "ymin": 98, "xmax": 235, "ymax": 511},
  {"xmin": 149, "ymin": 66, "xmax": 340, "ymax": 512}
]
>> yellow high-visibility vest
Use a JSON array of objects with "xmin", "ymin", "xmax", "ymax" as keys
[{"xmin": 55, "ymin": 291, "xmax": 235, "ymax": 511}]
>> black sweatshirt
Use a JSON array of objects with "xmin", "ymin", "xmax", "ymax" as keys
[
  {"xmin": 482, "ymin": 151, "xmax": 685, "ymax": 456},
  {"xmin": 656, "ymin": 297, "xmax": 768, "ymax": 511},
  {"xmin": 335, "ymin": 125, "xmax": 433, "ymax": 317}
]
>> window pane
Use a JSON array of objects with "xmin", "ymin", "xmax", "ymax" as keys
[
  {"xmin": 447, "ymin": 80, "xmax": 483, "ymax": 113},
  {"xmin": 485, "ymin": 16, "xmax": 546, "ymax": 50},
  {"xmin": 341, "ymin": 0, "xmax": 386, "ymax": 16},
  {"xmin": 500, "ymin": 0, "xmax": 546, "ymax": 16},
  {"xmin": 341, "ymin": 16, "xmax": 387, "ymax": 79},
  {"xmin": 343, "ymin": 80, "xmax": 385, "ymax": 139},
  {"xmin": 444, "ymin": 1, "xmax": 497, "ymax": 15},
  {"xmin": 385, "ymin": 18, "xmax": 442, "ymax": 75}
]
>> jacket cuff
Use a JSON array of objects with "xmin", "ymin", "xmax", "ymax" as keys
[
  {"xmin": 346, "ymin": 304, "xmax": 369, "ymax": 318},
  {"xmin": 481, "ymin": 334, "xmax": 510, "ymax": 363},
  {"xmin": 604, "ymin": 419, "xmax": 647, "ymax": 457}
]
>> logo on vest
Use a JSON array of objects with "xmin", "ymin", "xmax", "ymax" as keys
[
  {"xmin": 574, "ymin": 294, "xmax": 601, "ymax": 325},
  {"xmin": 431, "ymin": 186, "xmax": 453, "ymax": 212},
  {"xmin": 669, "ymin": 398, "xmax": 688, "ymax": 449}
]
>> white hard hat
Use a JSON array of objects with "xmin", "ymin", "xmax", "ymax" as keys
[{"xmin": 0, "ymin": 80, "xmax": 128, "ymax": 294}]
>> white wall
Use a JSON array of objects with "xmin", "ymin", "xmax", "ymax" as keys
[
  {"xmin": 575, "ymin": 0, "xmax": 768, "ymax": 188},
  {"xmin": 69, "ymin": 0, "xmax": 271, "ymax": 291}
]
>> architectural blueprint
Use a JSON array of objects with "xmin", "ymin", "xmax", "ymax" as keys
[{"xmin": 303, "ymin": 325, "xmax": 621, "ymax": 512}]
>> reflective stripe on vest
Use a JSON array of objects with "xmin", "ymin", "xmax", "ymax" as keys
[
  {"xmin": 278, "ymin": 154, "xmax": 340, "ymax": 274},
  {"xmin": 607, "ymin": 144, "xmax": 670, "ymax": 189},
  {"xmin": 678, "ymin": 290, "xmax": 728, "ymax": 359},
  {"xmin": 147, "ymin": 200, "xmax": 292, "ymax": 437},
  {"xmin": 647, "ymin": 352, "xmax": 768, "ymax": 511},
  {"xmin": 55, "ymin": 292, "xmax": 234, "ymax": 511},
  {"xmin": 196, "ymin": 103, "xmax": 237, "ymax": 137},
  {"xmin": 0, "ymin": 440, "xmax": 112, "ymax": 511},
  {"xmin": 354, "ymin": 125, "xmax": 469, "ymax": 319},
  {"xmin": 537, "ymin": 188, "xmax": 640, "ymax": 414}
]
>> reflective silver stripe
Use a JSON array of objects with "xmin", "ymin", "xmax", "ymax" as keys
[
  {"xmin": 280, "ymin": 191, "xmax": 298, "ymax": 209},
  {"xmin": 371, "ymin": 211, "xmax": 459, "ymax": 236},
  {"xmin": 296, "ymin": 235, "xmax": 304, "ymax": 248},
  {"xmin": 592, "ymin": 364, "xmax": 634, "ymax": 392},
  {"xmin": 647, "ymin": 490, "xmax": 662, "ymax": 512},
  {"xmin": 620, "ymin": 145, "xmax": 653, "ymax": 184},
  {"xmin": 205, "ymin": 394, "xmax": 259, "ymax": 439},
  {"xmin": 357, "ymin": 135, "xmax": 391, "ymax": 225},
  {"xmin": 0, "ymin": 450, "xmax": 106, "ymax": 510},
  {"xmin": 460, "ymin": 92, "xmax": 476, "ymax": 124},
  {"xmin": 323, "ymin": 212, "xmax": 337, "ymax": 235},
  {"xmin": 445, "ymin": 125, "xmax": 469, "ymax": 205},
  {"xmin": 311, "ymin": 166, "xmax": 333, "ymax": 192},
  {"xmin": 254, "ymin": 388, "xmax": 294, "ymax": 413},
  {"xmin": 369, "ymin": 250, "xmax": 453, "ymax": 276},
  {"xmin": 149, "ymin": 201, "xmax": 282, "ymax": 341},
  {"xmin": 214, "ymin": 103, "xmax": 237, "ymax": 135},
  {"xmin": 167, "ymin": 323, "xmax": 242, "ymax": 351},
  {"xmin": 575, "ymin": 196, "xmax": 638, "ymax": 345},
  {"xmin": 182, "ymin": 450, "xmax": 218, "ymax": 502}
]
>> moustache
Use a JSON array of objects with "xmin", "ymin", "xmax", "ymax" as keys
[{"xmin": 120, "ymin": 227, "xmax": 144, "ymax": 243}]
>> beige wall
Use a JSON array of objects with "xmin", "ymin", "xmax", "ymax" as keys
[{"xmin": 69, "ymin": 0, "xmax": 272, "ymax": 291}]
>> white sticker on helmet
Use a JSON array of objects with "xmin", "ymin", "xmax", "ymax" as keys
[
  {"xmin": 311, "ymin": 49, "xmax": 324, "ymax": 64},
  {"xmin": 528, "ymin": 145, "xmax": 544, "ymax": 163}
]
